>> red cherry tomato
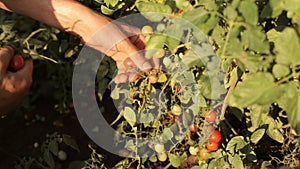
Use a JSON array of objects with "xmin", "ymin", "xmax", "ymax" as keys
[
  {"xmin": 10, "ymin": 55, "xmax": 24, "ymax": 71},
  {"xmin": 189, "ymin": 124, "xmax": 199, "ymax": 132},
  {"xmin": 128, "ymin": 166, "xmax": 135, "ymax": 169},
  {"xmin": 124, "ymin": 57, "xmax": 135, "ymax": 68},
  {"xmin": 209, "ymin": 130, "xmax": 222, "ymax": 143},
  {"xmin": 206, "ymin": 141, "xmax": 219, "ymax": 151},
  {"xmin": 205, "ymin": 110, "xmax": 217, "ymax": 123},
  {"xmin": 199, "ymin": 148, "xmax": 210, "ymax": 160}
]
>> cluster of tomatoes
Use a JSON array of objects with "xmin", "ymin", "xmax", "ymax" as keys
[{"xmin": 188, "ymin": 109, "xmax": 222, "ymax": 161}]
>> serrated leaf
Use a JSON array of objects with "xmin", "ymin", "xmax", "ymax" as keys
[
  {"xmin": 63, "ymin": 135, "xmax": 80, "ymax": 152},
  {"xmin": 226, "ymin": 136, "xmax": 247, "ymax": 154},
  {"xmin": 250, "ymin": 128, "xmax": 265, "ymax": 144},
  {"xmin": 48, "ymin": 140, "xmax": 59, "ymax": 156},
  {"xmin": 261, "ymin": 0, "xmax": 284, "ymax": 18},
  {"xmin": 274, "ymin": 28, "xmax": 300, "ymax": 66},
  {"xmin": 122, "ymin": 107, "xmax": 136, "ymax": 127},
  {"xmin": 241, "ymin": 25, "xmax": 269, "ymax": 53},
  {"xmin": 238, "ymin": 0, "xmax": 258, "ymax": 25},
  {"xmin": 44, "ymin": 150, "xmax": 55, "ymax": 169},
  {"xmin": 230, "ymin": 73, "xmax": 283, "ymax": 107}
]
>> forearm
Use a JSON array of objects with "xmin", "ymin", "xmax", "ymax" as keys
[{"xmin": 0, "ymin": 0, "xmax": 111, "ymax": 42}]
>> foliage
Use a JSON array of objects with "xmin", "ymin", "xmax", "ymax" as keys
[{"xmin": 1, "ymin": 0, "xmax": 300, "ymax": 168}]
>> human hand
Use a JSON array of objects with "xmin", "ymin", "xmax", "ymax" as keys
[
  {"xmin": 83, "ymin": 19, "xmax": 159, "ymax": 83},
  {"xmin": 0, "ymin": 46, "xmax": 33, "ymax": 116}
]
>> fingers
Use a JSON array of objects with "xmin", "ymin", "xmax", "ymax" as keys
[
  {"xmin": 0, "ymin": 46, "xmax": 14, "ymax": 73},
  {"xmin": 15, "ymin": 59, "xmax": 33, "ymax": 85}
]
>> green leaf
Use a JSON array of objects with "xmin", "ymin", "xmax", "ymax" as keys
[
  {"xmin": 182, "ymin": 50, "xmax": 204, "ymax": 67},
  {"xmin": 161, "ymin": 128, "xmax": 174, "ymax": 142},
  {"xmin": 175, "ymin": 0, "xmax": 192, "ymax": 9},
  {"xmin": 63, "ymin": 135, "xmax": 80, "ymax": 152},
  {"xmin": 101, "ymin": 5, "xmax": 115, "ymax": 15},
  {"xmin": 238, "ymin": 0, "xmax": 258, "ymax": 25},
  {"xmin": 224, "ymin": 5, "xmax": 238, "ymax": 21},
  {"xmin": 44, "ymin": 150, "xmax": 55, "ymax": 169},
  {"xmin": 250, "ymin": 128, "xmax": 265, "ymax": 144},
  {"xmin": 104, "ymin": 0, "xmax": 118, "ymax": 7},
  {"xmin": 272, "ymin": 64, "xmax": 290, "ymax": 79},
  {"xmin": 111, "ymin": 88, "xmax": 120, "ymax": 99},
  {"xmin": 261, "ymin": 0, "xmax": 284, "ymax": 18},
  {"xmin": 265, "ymin": 116, "xmax": 284, "ymax": 143},
  {"xmin": 158, "ymin": 73, "xmax": 167, "ymax": 82},
  {"xmin": 230, "ymin": 73, "xmax": 283, "ymax": 107},
  {"xmin": 169, "ymin": 153, "xmax": 187, "ymax": 168},
  {"xmin": 146, "ymin": 34, "xmax": 167, "ymax": 59},
  {"xmin": 248, "ymin": 105, "xmax": 269, "ymax": 132},
  {"xmin": 122, "ymin": 107, "xmax": 136, "ymax": 127},
  {"xmin": 48, "ymin": 140, "xmax": 59, "ymax": 156},
  {"xmin": 226, "ymin": 136, "xmax": 247, "ymax": 154},
  {"xmin": 182, "ymin": 7, "xmax": 210, "ymax": 28},
  {"xmin": 228, "ymin": 154, "xmax": 244, "ymax": 169},
  {"xmin": 274, "ymin": 28, "xmax": 300, "ymax": 66},
  {"xmin": 136, "ymin": 2, "xmax": 172, "ymax": 22},
  {"xmin": 241, "ymin": 25, "xmax": 269, "ymax": 53},
  {"xmin": 277, "ymin": 82, "xmax": 300, "ymax": 134}
]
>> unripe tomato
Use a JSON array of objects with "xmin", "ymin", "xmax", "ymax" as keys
[
  {"xmin": 189, "ymin": 124, "xmax": 199, "ymax": 132},
  {"xmin": 171, "ymin": 104, "xmax": 181, "ymax": 116},
  {"xmin": 141, "ymin": 25, "xmax": 153, "ymax": 35},
  {"xmin": 209, "ymin": 130, "xmax": 222, "ymax": 143},
  {"xmin": 154, "ymin": 143, "xmax": 165, "ymax": 153},
  {"xmin": 205, "ymin": 110, "xmax": 217, "ymax": 123},
  {"xmin": 153, "ymin": 48, "xmax": 165, "ymax": 58},
  {"xmin": 157, "ymin": 152, "xmax": 167, "ymax": 162},
  {"xmin": 10, "ymin": 55, "xmax": 24, "ymax": 71},
  {"xmin": 58, "ymin": 150, "xmax": 67, "ymax": 161},
  {"xmin": 189, "ymin": 146, "xmax": 199, "ymax": 155},
  {"xmin": 199, "ymin": 148, "xmax": 210, "ymax": 160},
  {"xmin": 206, "ymin": 141, "xmax": 219, "ymax": 151}
]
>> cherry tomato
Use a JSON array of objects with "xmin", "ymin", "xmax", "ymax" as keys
[
  {"xmin": 141, "ymin": 25, "xmax": 153, "ymax": 35},
  {"xmin": 206, "ymin": 141, "xmax": 219, "ymax": 151},
  {"xmin": 58, "ymin": 150, "xmax": 67, "ymax": 161},
  {"xmin": 149, "ymin": 75, "xmax": 158, "ymax": 84},
  {"xmin": 189, "ymin": 146, "xmax": 199, "ymax": 155},
  {"xmin": 172, "ymin": 115, "xmax": 178, "ymax": 123},
  {"xmin": 128, "ymin": 166, "xmax": 135, "ymax": 169},
  {"xmin": 209, "ymin": 130, "xmax": 222, "ymax": 143},
  {"xmin": 171, "ymin": 104, "xmax": 181, "ymax": 116},
  {"xmin": 189, "ymin": 124, "xmax": 199, "ymax": 132},
  {"xmin": 177, "ymin": 84, "xmax": 182, "ymax": 93},
  {"xmin": 157, "ymin": 152, "xmax": 167, "ymax": 162},
  {"xmin": 199, "ymin": 148, "xmax": 210, "ymax": 160},
  {"xmin": 205, "ymin": 125, "xmax": 215, "ymax": 133},
  {"xmin": 205, "ymin": 110, "xmax": 217, "ymax": 123},
  {"xmin": 115, "ymin": 73, "xmax": 128, "ymax": 83},
  {"xmin": 124, "ymin": 57, "xmax": 135, "ymax": 68},
  {"xmin": 154, "ymin": 143, "xmax": 165, "ymax": 153},
  {"xmin": 10, "ymin": 55, "xmax": 24, "ymax": 71}
]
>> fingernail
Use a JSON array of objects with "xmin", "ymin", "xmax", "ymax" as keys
[{"xmin": 142, "ymin": 62, "xmax": 152, "ymax": 70}]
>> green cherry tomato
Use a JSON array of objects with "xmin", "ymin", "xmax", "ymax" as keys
[
  {"xmin": 189, "ymin": 146, "xmax": 199, "ymax": 155},
  {"xmin": 141, "ymin": 25, "xmax": 153, "ymax": 35},
  {"xmin": 154, "ymin": 143, "xmax": 165, "ymax": 153},
  {"xmin": 171, "ymin": 104, "xmax": 181, "ymax": 116},
  {"xmin": 157, "ymin": 152, "xmax": 168, "ymax": 162},
  {"xmin": 58, "ymin": 150, "xmax": 67, "ymax": 161}
]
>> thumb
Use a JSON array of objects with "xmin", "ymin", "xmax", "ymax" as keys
[{"xmin": 15, "ymin": 59, "xmax": 33, "ymax": 84}]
